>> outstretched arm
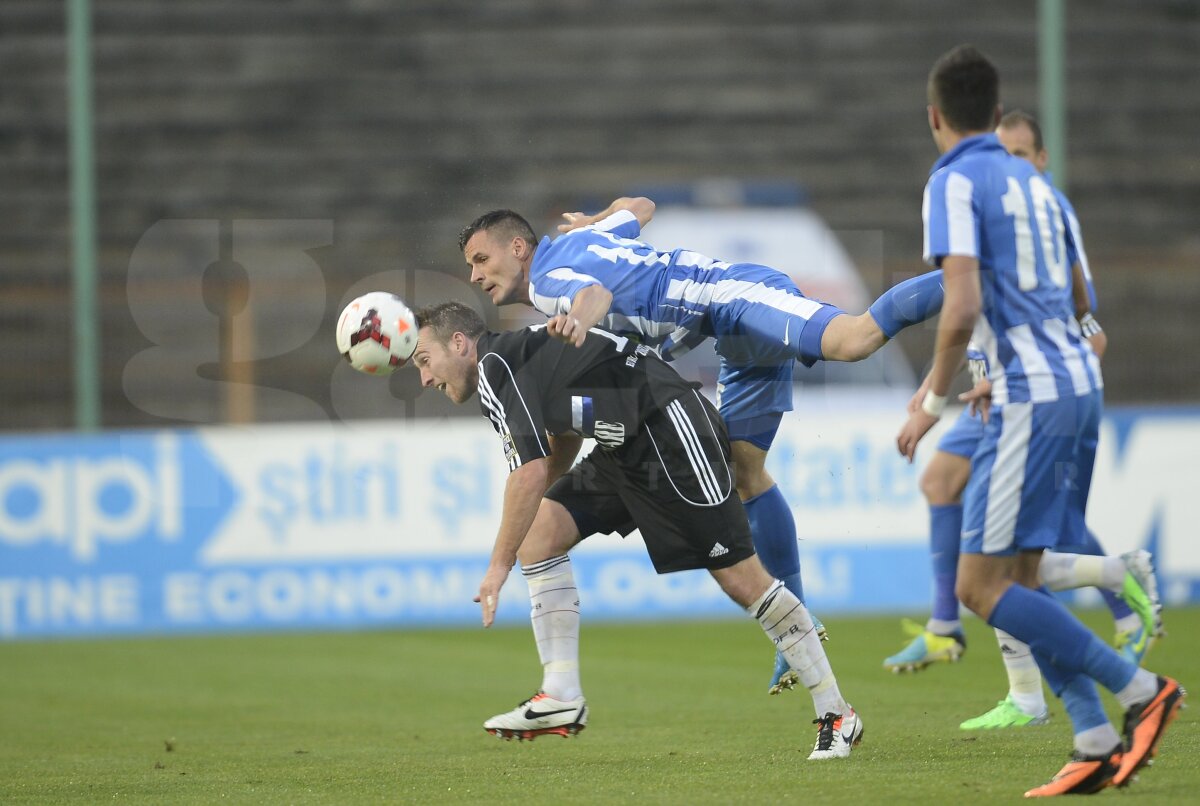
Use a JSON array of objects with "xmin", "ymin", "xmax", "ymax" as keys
[
  {"xmin": 896, "ymin": 255, "xmax": 980, "ymax": 462},
  {"xmin": 475, "ymin": 456, "xmax": 550, "ymax": 627},
  {"xmin": 558, "ymin": 197, "xmax": 656, "ymax": 232}
]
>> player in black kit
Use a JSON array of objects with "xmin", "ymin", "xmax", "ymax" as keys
[{"xmin": 411, "ymin": 301, "xmax": 860, "ymax": 758}]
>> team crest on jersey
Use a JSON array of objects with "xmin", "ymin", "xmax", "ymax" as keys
[
  {"xmin": 594, "ymin": 420, "xmax": 626, "ymax": 448},
  {"xmin": 501, "ymin": 433, "xmax": 518, "ymax": 465}
]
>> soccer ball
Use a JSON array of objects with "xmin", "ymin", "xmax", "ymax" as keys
[{"xmin": 335, "ymin": 292, "xmax": 419, "ymax": 375}]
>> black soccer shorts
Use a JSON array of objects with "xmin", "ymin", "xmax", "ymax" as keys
[{"xmin": 545, "ymin": 390, "xmax": 755, "ymax": 574}]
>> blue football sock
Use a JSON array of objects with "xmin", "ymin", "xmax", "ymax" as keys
[
  {"xmin": 988, "ymin": 583, "xmax": 1137, "ymax": 695},
  {"xmin": 744, "ymin": 485, "xmax": 803, "ymax": 602},
  {"xmin": 867, "ymin": 270, "xmax": 945, "ymax": 339},
  {"xmin": 1082, "ymin": 638, "xmax": 1138, "ymax": 694},
  {"xmin": 1059, "ymin": 674, "xmax": 1110, "ymax": 736},
  {"xmin": 1074, "ymin": 528, "xmax": 1133, "ymax": 620},
  {"xmin": 1031, "ymin": 644, "xmax": 1069, "ymax": 695},
  {"xmin": 929, "ymin": 504, "xmax": 962, "ymax": 624}
]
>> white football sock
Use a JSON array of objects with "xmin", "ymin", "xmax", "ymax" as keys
[
  {"xmin": 1075, "ymin": 723, "xmax": 1122, "ymax": 756},
  {"xmin": 1116, "ymin": 668, "xmax": 1159, "ymax": 710},
  {"xmin": 1039, "ymin": 552, "xmax": 1125, "ymax": 592},
  {"xmin": 1114, "ymin": 612, "xmax": 1142, "ymax": 634},
  {"xmin": 926, "ymin": 617, "xmax": 963, "ymax": 636},
  {"xmin": 994, "ymin": 629, "xmax": 1047, "ymax": 715},
  {"xmin": 750, "ymin": 581, "xmax": 845, "ymax": 716},
  {"xmin": 523, "ymin": 555, "xmax": 582, "ymax": 702}
]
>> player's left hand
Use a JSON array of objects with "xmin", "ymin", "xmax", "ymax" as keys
[
  {"xmin": 907, "ymin": 375, "xmax": 932, "ymax": 415},
  {"xmin": 959, "ymin": 378, "xmax": 993, "ymax": 423},
  {"xmin": 547, "ymin": 314, "xmax": 588, "ymax": 347},
  {"xmin": 896, "ymin": 410, "xmax": 940, "ymax": 463},
  {"xmin": 473, "ymin": 564, "xmax": 510, "ymax": 628},
  {"xmin": 557, "ymin": 211, "xmax": 591, "ymax": 232}
]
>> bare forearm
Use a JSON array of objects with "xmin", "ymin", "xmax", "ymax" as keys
[
  {"xmin": 490, "ymin": 461, "xmax": 549, "ymax": 570},
  {"xmin": 559, "ymin": 197, "xmax": 656, "ymax": 233},
  {"xmin": 567, "ymin": 285, "xmax": 614, "ymax": 330},
  {"xmin": 1071, "ymin": 262, "xmax": 1091, "ymax": 320},
  {"xmin": 548, "ymin": 284, "xmax": 615, "ymax": 346},
  {"xmin": 598, "ymin": 196, "xmax": 655, "ymax": 227},
  {"xmin": 929, "ymin": 256, "xmax": 981, "ymax": 396},
  {"xmin": 928, "ymin": 307, "xmax": 974, "ymax": 395},
  {"xmin": 620, "ymin": 197, "xmax": 655, "ymax": 227}
]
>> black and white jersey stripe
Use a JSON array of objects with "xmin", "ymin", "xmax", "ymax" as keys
[
  {"xmin": 476, "ymin": 365, "xmax": 506, "ymax": 432},
  {"xmin": 666, "ymin": 398, "xmax": 728, "ymax": 505},
  {"xmin": 645, "ymin": 391, "xmax": 732, "ymax": 507},
  {"xmin": 477, "ymin": 369, "xmax": 519, "ymax": 470},
  {"xmin": 478, "ymin": 352, "xmax": 550, "ymax": 470}
]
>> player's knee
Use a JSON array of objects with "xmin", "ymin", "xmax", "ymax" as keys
[
  {"xmin": 735, "ymin": 476, "xmax": 767, "ymax": 501},
  {"xmin": 920, "ymin": 453, "xmax": 969, "ymax": 505},
  {"xmin": 518, "ymin": 502, "xmax": 581, "ymax": 565},
  {"xmin": 710, "ymin": 557, "xmax": 770, "ymax": 609},
  {"xmin": 954, "ymin": 573, "xmax": 1006, "ymax": 620},
  {"xmin": 730, "ymin": 444, "xmax": 773, "ymax": 500},
  {"xmin": 920, "ymin": 465, "xmax": 959, "ymax": 505},
  {"xmin": 954, "ymin": 577, "xmax": 984, "ymax": 615},
  {"xmin": 713, "ymin": 576, "xmax": 752, "ymax": 608}
]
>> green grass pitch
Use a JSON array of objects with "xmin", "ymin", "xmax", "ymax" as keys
[{"xmin": 1, "ymin": 608, "xmax": 1196, "ymax": 804}]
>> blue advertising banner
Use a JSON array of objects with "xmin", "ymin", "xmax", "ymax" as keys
[{"xmin": 1, "ymin": 408, "xmax": 1196, "ymax": 639}]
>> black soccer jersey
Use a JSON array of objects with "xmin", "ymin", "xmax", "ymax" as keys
[{"xmin": 475, "ymin": 325, "xmax": 700, "ymax": 470}]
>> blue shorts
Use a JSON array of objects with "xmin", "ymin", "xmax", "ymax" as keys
[
  {"xmin": 708, "ymin": 264, "xmax": 844, "ymax": 438},
  {"xmin": 723, "ymin": 410, "xmax": 783, "ymax": 451},
  {"xmin": 961, "ymin": 391, "xmax": 1102, "ymax": 556},
  {"xmin": 937, "ymin": 406, "xmax": 985, "ymax": 457}
]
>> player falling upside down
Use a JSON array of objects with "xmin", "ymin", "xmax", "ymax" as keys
[
  {"xmin": 458, "ymin": 198, "xmax": 944, "ymax": 695},
  {"xmin": 411, "ymin": 301, "xmax": 863, "ymax": 759},
  {"xmin": 885, "ymin": 114, "xmax": 1164, "ymax": 736},
  {"xmin": 895, "ymin": 44, "xmax": 1183, "ymax": 797}
]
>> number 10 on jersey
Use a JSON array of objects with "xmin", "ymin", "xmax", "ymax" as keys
[{"xmin": 1001, "ymin": 174, "xmax": 1069, "ymax": 291}]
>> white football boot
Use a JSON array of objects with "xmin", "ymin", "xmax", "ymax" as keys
[
  {"xmin": 807, "ymin": 707, "xmax": 864, "ymax": 760},
  {"xmin": 484, "ymin": 692, "xmax": 588, "ymax": 741}
]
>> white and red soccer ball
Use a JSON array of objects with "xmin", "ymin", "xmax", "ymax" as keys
[{"xmin": 335, "ymin": 292, "xmax": 419, "ymax": 375}]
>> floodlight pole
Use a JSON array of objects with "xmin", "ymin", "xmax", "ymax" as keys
[
  {"xmin": 68, "ymin": 0, "xmax": 100, "ymax": 430},
  {"xmin": 1039, "ymin": 0, "xmax": 1068, "ymax": 190}
]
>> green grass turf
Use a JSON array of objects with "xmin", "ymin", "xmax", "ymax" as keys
[{"xmin": 0, "ymin": 608, "xmax": 1196, "ymax": 804}]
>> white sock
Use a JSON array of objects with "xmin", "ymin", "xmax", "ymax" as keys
[
  {"xmin": 523, "ymin": 555, "xmax": 582, "ymax": 702},
  {"xmin": 1075, "ymin": 723, "xmax": 1121, "ymax": 756},
  {"xmin": 1116, "ymin": 668, "xmax": 1159, "ymax": 710},
  {"xmin": 750, "ymin": 581, "xmax": 845, "ymax": 716},
  {"xmin": 1040, "ymin": 552, "xmax": 1125, "ymax": 592},
  {"xmin": 994, "ymin": 629, "xmax": 1047, "ymax": 715},
  {"xmin": 926, "ymin": 617, "xmax": 963, "ymax": 636},
  {"xmin": 1114, "ymin": 613, "xmax": 1142, "ymax": 634}
]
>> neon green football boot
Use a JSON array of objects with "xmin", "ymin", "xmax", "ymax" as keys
[
  {"xmin": 959, "ymin": 694, "xmax": 1049, "ymax": 730},
  {"xmin": 882, "ymin": 618, "xmax": 966, "ymax": 673},
  {"xmin": 1115, "ymin": 550, "xmax": 1164, "ymax": 666}
]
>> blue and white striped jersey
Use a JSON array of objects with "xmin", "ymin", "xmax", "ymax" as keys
[
  {"xmin": 528, "ymin": 209, "xmax": 738, "ymax": 358},
  {"xmin": 923, "ymin": 133, "xmax": 1101, "ymax": 406}
]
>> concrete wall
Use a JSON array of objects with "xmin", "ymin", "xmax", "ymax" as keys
[{"xmin": 2, "ymin": 0, "xmax": 1197, "ymax": 429}]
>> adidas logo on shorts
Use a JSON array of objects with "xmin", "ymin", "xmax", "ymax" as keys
[{"xmin": 709, "ymin": 542, "xmax": 729, "ymax": 558}]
